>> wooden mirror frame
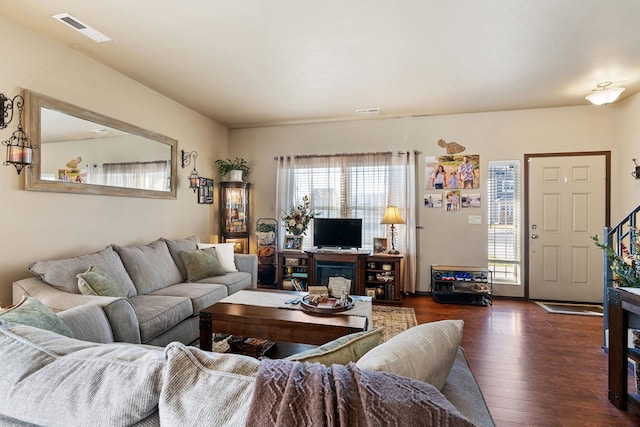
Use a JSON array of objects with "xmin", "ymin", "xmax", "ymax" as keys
[{"xmin": 23, "ymin": 90, "xmax": 178, "ymax": 199}]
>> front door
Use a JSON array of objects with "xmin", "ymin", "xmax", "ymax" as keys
[{"xmin": 527, "ymin": 153, "xmax": 609, "ymax": 303}]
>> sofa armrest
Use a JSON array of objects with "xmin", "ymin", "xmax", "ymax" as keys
[
  {"xmin": 234, "ymin": 254, "xmax": 258, "ymax": 288},
  {"xmin": 57, "ymin": 304, "xmax": 115, "ymax": 343},
  {"xmin": 13, "ymin": 277, "xmax": 142, "ymax": 344}
]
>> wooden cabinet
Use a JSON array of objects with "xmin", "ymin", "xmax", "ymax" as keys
[
  {"xmin": 276, "ymin": 250, "xmax": 403, "ymax": 304},
  {"xmin": 219, "ymin": 181, "xmax": 250, "ymax": 253},
  {"xmin": 431, "ymin": 265, "xmax": 492, "ymax": 306},
  {"xmin": 364, "ymin": 254, "xmax": 403, "ymax": 305},
  {"xmin": 277, "ymin": 251, "xmax": 309, "ymax": 291}
]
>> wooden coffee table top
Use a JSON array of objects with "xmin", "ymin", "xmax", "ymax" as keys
[{"xmin": 199, "ymin": 289, "xmax": 371, "ymax": 349}]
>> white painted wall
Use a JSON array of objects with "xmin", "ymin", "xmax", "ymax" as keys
[
  {"xmin": 0, "ymin": 16, "xmax": 229, "ymax": 305},
  {"xmin": 231, "ymin": 103, "xmax": 631, "ymax": 298}
]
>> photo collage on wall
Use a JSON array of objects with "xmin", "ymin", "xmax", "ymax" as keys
[{"xmin": 424, "ymin": 154, "xmax": 481, "ymax": 211}]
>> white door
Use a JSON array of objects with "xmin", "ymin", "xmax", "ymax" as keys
[{"xmin": 528, "ymin": 154, "xmax": 607, "ymax": 303}]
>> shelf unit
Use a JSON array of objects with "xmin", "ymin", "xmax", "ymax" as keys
[
  {"xmin": 431, "ymin": 265, "xmax": 492, "ymax": 306},
  {"xmin": 276, "ymin": 251, "xmax": 403, "ymax": 305},
  {"xmin": 364, "ymin": 254, "xmax": 403, "ymax": 305},
  {"xmin": 256, "ymin": 218, "xmax": 277, "ymax": 288},
  {"xmin": 219, "ymin": 181, "xmax": 250, "ymax": 253},
  {"xmin": 277, "ymin": 251, "xmax": 309, "ymax": 291}
]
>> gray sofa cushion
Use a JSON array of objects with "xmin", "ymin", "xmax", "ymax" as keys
[
  {"xmin": 114, "ymin": 239, "xmax": 183, "ymax": 295},
  {"xmin": 197, "ymin": 271, "xmax": 252, "ymax": 294},
  {"xmin": 163, "ymin": 236, "xmax": 199, "ymax": 280},
  {"xmin": 150, "ymin": 282, "xmax": 228, "ymax": 314},
  {"xmin": 28, "ymin": 246, "xmax": 137, "ymax": 297},
  {"xmin": 0, "ymin": 321, "xmax": 164, "ymax": 426},
  {"xmin": 128, "ymin": 295, "xmax": 193, "ymax": 343}
]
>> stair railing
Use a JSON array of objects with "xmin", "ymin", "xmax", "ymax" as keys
[{"xmin": 602, "ymin": 205, "xmax": 640, "ymax": 348}]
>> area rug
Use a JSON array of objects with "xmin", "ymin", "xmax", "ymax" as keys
[
  {"xmin": 534, "ymin": 301, "xmax": 603, "ymax": 317},
  {"xmin": 372, "ymin": 305, "xmax": 417, "ymax": 342},
  {"xmin": 209, "ymin": 305, "xmax": 417, "ymax": 353}
]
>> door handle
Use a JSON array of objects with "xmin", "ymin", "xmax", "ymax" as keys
[{"xmin": 531, "ymin": 234, "xmax": 539, "ymax": 239}]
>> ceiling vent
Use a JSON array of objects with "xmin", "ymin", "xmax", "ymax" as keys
[
  {"xmin": 355, "ymin": 108, "xmax": 381, "ymax": 115},
  {"xmin": 52, "ymin": 13, "xmax": 112, "ymax": 43}
]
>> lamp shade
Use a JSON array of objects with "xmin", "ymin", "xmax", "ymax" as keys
[
  {"xmin": 585, "ymin": 86, "xmax": 625, "ymax": 105},
  {"xmin": 380, "ymin": 206, "xmax": 405, "ymax": 225}
]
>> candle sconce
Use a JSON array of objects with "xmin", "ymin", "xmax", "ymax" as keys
[
  {"xmin": 1, "ymin": 93, "xmax": 36, "ymax": 175},
  {"xmin": 181, "ymin": 149, "xmax": 200, "ymax": 192}
]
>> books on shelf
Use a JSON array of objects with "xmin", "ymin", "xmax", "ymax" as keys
[{"xmin": 291, "ymin": 278, "xmax": 305, "ymax": 292}]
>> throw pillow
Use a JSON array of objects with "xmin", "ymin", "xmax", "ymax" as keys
[
  {"xmin": 0, "ymin": 297, "xmax": 74, "ymax": 338},
  {"xmin": 77, "ymin": 266, "xmax": 127, "ymax": 297},
  {"xmin": 286, "ymin": 328, "xmax": 384, "ymax": 365},
  {"xmin": 198, "ymin": 242, "xmax": 238, "ymax": 272},
  {"xmin": 180, "ymin": 247, "xmax": 226, "ymax": 282},
  {"xmin": 159, "ymin": 343, "xmax": 259, "ymax": 426},
  {"xmin": 356, "ymin": 319, "xmax": 464, "ymax": 390}
]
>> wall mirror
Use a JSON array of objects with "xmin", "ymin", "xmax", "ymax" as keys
[{"xmin": 24, "ymin": 90, "xmax": 177, "ymax": 199}]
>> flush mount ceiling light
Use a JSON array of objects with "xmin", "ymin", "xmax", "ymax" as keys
[
  {"xmin": 52, "ymin": 13, "xmax": 112, "ymax": 43},
  {"xmin": 585, "ymin": 81, "xmax": 625, "ymax": 106}
]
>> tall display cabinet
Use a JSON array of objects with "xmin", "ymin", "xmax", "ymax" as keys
[{"xmin": 219, "ymin": 181, "xmax": 250, "ymax": 253}]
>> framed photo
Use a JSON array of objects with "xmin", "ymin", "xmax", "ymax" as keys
[
  {"xmin": 425, "ymin": 154, "xmax": 480, "ymax": 190},
  {"xmin": 365, "ymin": 288, "xmax": 377, "ymax": 299},
  {"xmin": 424, "ymin": 193, "xmax": 443, "ymax": 208},
  {"xmin": 198, "ymin": 177, "xmax": 213, "ymax": 204},
  {"xmin": 284, "ymin": 235, "xmax": 303, "ymax": 251},
  {"xmin": 373, "ymin": 237, "xmax": 388, "ymax": 254},
  {"xmin": 462, "ymin": 193, "xmax": 481, "ymax": 208}
]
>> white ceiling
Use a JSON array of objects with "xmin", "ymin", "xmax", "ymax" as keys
[{"xmin": 3, "ymin": 0, "xmax": 640, "ymax": 129}]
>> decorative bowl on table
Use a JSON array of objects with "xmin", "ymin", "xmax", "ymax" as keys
[{"xmin": 300, "ymin": 295, "xmax": 355, "ymax": 314}]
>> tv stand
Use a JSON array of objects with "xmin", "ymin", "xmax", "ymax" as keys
[{"xmin": 276, "ymin": 250, "xmax": 403, "ymax": 304}]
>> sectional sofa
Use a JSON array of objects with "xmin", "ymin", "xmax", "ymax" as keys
[
  {"xmin": 0, "ymin": 301, "xmax": 495, "ymax": 426},
  {"xmin": 12, "ymin": 236, "xmax": 258, "ymax": 346}
]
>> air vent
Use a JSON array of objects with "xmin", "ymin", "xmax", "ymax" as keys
[
  {"xmin": 52, "ymin": 13, "xmax": 112, "ymax": 43},
  {"xmin": 355, "ymin": 108, "xmax": 381, "ymax": 115}
]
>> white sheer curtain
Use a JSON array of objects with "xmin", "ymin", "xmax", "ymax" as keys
[
  {"xmin": 90, "ymin": 160, "xmax": 170, "ymax": 190},
  {"xmin": 275, "ymin": 151, "xmax": 417, "ymax": 293}
]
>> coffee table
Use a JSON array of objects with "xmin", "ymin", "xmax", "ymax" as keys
[{"xmin": 199, "ymin": 289, "xmax": 371, "ymax": 352}]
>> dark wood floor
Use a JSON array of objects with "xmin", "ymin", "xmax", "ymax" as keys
[{"xmin": 401, "ymin": 295, "xmax": 640, "ymax": 427}]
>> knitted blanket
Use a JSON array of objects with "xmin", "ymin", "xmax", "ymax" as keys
[{"xmin": 247, "ymin": 359, "xmax": 476, "ymax": 427}]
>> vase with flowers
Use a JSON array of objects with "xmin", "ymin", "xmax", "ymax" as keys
[
  {"xmin": 281, "ymin": 195, "xmax": 317, "ymax": 238},
  {"xmin": 592, "ymin": 227, "xmax": 640, "ymax": 288}
]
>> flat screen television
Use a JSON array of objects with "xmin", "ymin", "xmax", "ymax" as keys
[{"xmin": 313, "ymin": 218, "xmax": 362, "ymax": 249}]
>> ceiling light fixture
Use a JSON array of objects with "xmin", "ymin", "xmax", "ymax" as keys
[
  {"xmin": 585, "ymin": 81, "xmax": 625, "ymax": 106},
  {"xmin": 52, "ymin": 13, "xmax": 112, "ymax": 43}
]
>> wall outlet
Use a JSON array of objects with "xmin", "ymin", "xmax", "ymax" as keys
[{"xmin": 468, "ymin": 215, "xmax": 482, "ymax": 225}]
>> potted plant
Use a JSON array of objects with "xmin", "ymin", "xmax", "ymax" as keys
[{"xmin": 215, "ymin": 157, "xmax": 250, "ymax": 181}]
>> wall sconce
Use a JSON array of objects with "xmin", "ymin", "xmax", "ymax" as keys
[
  {"xmin": 1, "ymin": 93, "xmax": 35, "ymax": 174},
  {"xmin": 180, "ymin": 149, "xmax": 200, "ymax": 192},
  {"xmin": 633, "ymin": 159, "xmax": 640, "ymax": 180},
  {"xmin": 585, "ymin": 81, "xmax": 625, "ymax": 106},
  {"xmin": 380, "ymin": 206, "xmax": 405, "ymax": 254}
]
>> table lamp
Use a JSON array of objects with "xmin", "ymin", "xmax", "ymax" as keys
[{"xmin": 380, "ymin": 206, "xmax": 405, "ymax": 254}]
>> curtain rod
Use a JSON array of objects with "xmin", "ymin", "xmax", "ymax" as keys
[{"xmin": 274, "ymin": 150, "xmax": 421, "ymax": 160}]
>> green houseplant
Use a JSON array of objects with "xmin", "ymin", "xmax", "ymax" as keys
[{"xmin": 215, "ymin": 157, "xmax": 250, "ymax": 181}]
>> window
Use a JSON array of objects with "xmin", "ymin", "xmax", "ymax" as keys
[
  {"xmin": 487, "ymin": 160, "xmax": 521, "ymax": 283},
  {"xmin": 281, "ymin": 152, "xmax": 404, "ymax": 251}
]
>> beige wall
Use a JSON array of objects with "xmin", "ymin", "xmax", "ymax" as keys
[
  {"xmin": 612, "ymin": 94, "xmax": 640, "ymax": 221},
  {"xmin": 230, "ymin": 102, "xmax": 638, "ymax": 297},
  {"xmin": 0, "ymin": 16, "xmax": 229, "ymax": 305}
]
